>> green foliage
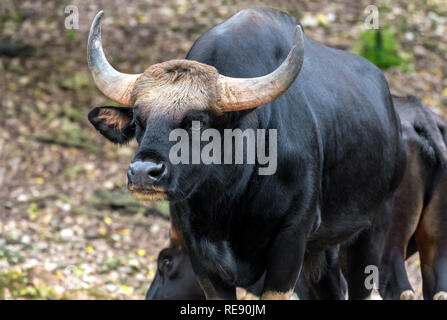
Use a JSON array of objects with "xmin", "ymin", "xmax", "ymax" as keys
[
  {"xmin": 4, "ymin": 249, "xmax": 24, "ymax": 265},
  {"xmin": 353, "ymin": 27, "xmax": 413, "ymax": 71},
  {"xmin": 59, "ymin": 72, "xmax": 94, "ymax": 92},
  {"xmin": 62, "ymin": 119, "xmax": 84, "ymax": 145},
  {"xmin": 0, "ymin": 269, "xmax": 27, "ymax": 299},
  {"xmin": 64, "ymin": 29, "xmax": 78, "ymax": 42},
  {"xmin": 84, "ymin": 288, "xmax": 115, "ymax": 299},
  {"xmin": 0, "ymin": 269, "xmax": 58, "ymax": 299},
  {"xmin": 155, "ymin": 201, "xmax": 170, "ymax": 217},
  {"xmin": 99, "ymin": 257, "xmax": 121, "ymax": 274},
  {"xmin": 64, "ymin": 164, "xmax": 86, "ymax": 179},
  {"xmin": 63, "ymin": 107, "xmax": 83, "ymax": 123},
  {"xmin": 25, "ymin": 117, "xmax": 99, "ymax": 153},
  {"xmin": 0, "ymin": 8, "xmax": 22, "ymax": 26},
  {"xmin": 0, "ymin": 237, "xmax": 24, "ymax": 265}
]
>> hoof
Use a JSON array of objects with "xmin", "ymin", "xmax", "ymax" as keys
[
  {"xmin": 242, "ymin": 293, "xmax": 259, "ymax": 300},
  {"xmin": 260, "ymin": 290, "xmax": 293, "ymax": 300},
  {"xmin": 434, "ymin": 291, "xmax": 447, "ymax": 300},
  {"xmin": 399, "ymin": 290, "xmax": 415, "ymax": 300},
  {"xmin": 364, "ymin": 291, "xmax": 383, "ymax": 300}
]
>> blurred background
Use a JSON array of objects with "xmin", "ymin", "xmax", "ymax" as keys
[{"xmin": 0, "ymin": 0, "xmax": 446, "ymax": 299}]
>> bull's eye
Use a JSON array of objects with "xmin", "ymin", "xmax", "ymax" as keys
[
  {"xmin": 162, "ymin": 258, "xmax": 171, "ymax": 268},
  {"xmin": 159, "ymin": 258, "xmax": 172, "ymax": 273}
]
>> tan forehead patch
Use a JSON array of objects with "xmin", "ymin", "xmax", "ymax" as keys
[{"xmin": 131, "ymin": 59, "xmax": 221, "ymax": 118}]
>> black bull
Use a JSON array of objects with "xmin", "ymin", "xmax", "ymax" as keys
[{"xmin": 88, "ymin": 8, "xmax": 405, "ymax": 299}]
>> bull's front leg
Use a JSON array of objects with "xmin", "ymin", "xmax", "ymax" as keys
[
  {"xmin": 189, "ymin": 252, "xmax": 237, "ymax": 300},
  {"xmin": 185, "ymin": 240, "xmax": 237, "ymax": 300},
  {"xmin": 260, "ymin": 221, "xmax": 308, "ymax": 300},
  {"xmin": 196, "ymin": 275, "xmax": 237, "ymax": 300}
]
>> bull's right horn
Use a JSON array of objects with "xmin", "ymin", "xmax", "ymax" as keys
[
  {"xmin": 87, "ymin": 11, "xmax": 141, "ymax": 106},
  {"xmin": 217, "ymin": 25, "xmax": 305, "ymax": 112}
]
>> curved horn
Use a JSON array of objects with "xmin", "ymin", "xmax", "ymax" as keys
[
  {"xmin": 218, "ymin": 25, "xmax": 305, "ymax": 112},
  {"xmin": 87, "ymin": 11, "xmax": 141, "ymax": 106}
]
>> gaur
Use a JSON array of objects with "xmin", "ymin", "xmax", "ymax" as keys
[
  {"xmin": 87, "ymin": 8, "xmax": 405, "ymax": 299},
  {"xmin": 380, "ymin": 95, "xmax": 447, "ymax": 300}
]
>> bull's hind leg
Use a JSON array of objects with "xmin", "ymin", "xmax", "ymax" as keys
[
  {"xmin": 379, "ymin": 147, "xmax": 425, "ymax": 299},
  {"xmin": 306, "ymin": 247, "xmax": 347, "ymax": 300},
  {"xmin": 379, "ymin": 198, "xmax": 423, "ymax": 299},
  {"xmin": 379, "ymin": 252, "xmax": 415, "ymax": 300},
  {"xmin": 415, "ymin": 178, "xmax": 447, "ymax": 300},
  {"xmin": 346, "ymin": 200, "xmax": 395, "ymax": 300},
  {"xmin": 346, "ymin": 228, "xmax": 383, "ymax": 299}
]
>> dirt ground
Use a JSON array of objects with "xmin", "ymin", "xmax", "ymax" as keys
[{"xmin": 1, "ymin": 0, "xmax": 445, "ymax": 299}]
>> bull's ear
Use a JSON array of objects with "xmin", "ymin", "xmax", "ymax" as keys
[{"xmin": 88, "ymin": 106, "xmax": 135, "ymax": 144}]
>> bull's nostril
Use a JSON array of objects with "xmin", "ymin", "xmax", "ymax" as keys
[{"xmin": 147, "ymin": 163, "xmax": 166, "ymax": 180}]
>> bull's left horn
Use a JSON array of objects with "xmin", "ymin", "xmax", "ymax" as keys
[
  {"xmin": 87, "ymin": 11, "xmax": 141, "ymax": 106},
  {"xmin": 217, "ymin": 25, "xmax": 305, "ymax": 112}
]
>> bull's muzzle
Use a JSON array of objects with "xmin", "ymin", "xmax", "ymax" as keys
[{"xmin": 127, "ymin": 160, "xmax": 167, "ymax": 201}]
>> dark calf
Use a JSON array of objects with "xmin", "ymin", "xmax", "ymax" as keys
[
  {"xmin": 380, "ymin": 95, "xmax": 447, "ymax": 300},
  {"xmin": 147, "ymin": 245, "xmax": 205, "ymax": 300}
]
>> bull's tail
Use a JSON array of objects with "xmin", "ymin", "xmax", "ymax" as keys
[{"xmin": 411, "ymin": 96, "xmax": 447, "ymax": 169}]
